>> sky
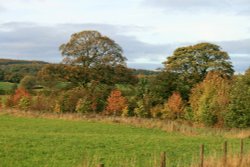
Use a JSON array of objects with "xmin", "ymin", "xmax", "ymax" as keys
[{"xmin": 0, "ymin": 0, "xmax": 249, "ymax": 72}]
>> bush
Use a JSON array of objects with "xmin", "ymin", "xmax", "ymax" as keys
[
  {"xmin": 13, "ymin": 88, "xmax": 30, "ymax": 105},
  {"xmin": 134, "ymin": 100, "xmax": 149, "ymax": 117},
  {"xmin": 150, "ymin": 104, "xmax": 164, "ymax": 118},
  {"xmin": 56, "ymin": 88, "xmax": 86, "ymax": 113},
  {"xmin": 30, "ymin": 95, "xmax": 56, "ymax": 112},
  {"xmin": 18, "ymin": 97, "xmax": 31, "ymax": 111},
  {"xmin": 76, "ymin": 98, "xmax": 92, "ymax": 113}
]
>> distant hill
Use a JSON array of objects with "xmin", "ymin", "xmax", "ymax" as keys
[
  {"xmin": 0, "ymin": 59, "xmax": 49, "ymax": 65},
  {"xmin": 132, "ymin": 69, "xmax": 160, "ymax": 76},
  {"xmin": 0, "ymin": 59, "xmax": 50, "ymax": 83}
]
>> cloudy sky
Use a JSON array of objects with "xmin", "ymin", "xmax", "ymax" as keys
[{"xmin": 0, "ymin": 0, "xmax": 249, "ymax": 72}]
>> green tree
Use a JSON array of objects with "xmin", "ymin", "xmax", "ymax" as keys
[
  {"xmin": 164, "ymin": 43, "xmax": 234, "ymax": 99},
  {"xmin": 59, "ymin": 30, "xmax": 127, "ymax": 85},
  {"xmin": 225, "ymin": 68, "xmax": 250, "ymax": 128}
]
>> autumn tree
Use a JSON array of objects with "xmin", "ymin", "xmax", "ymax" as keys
[
  {"xmin": 13, "ymin": 88, "xmax": 30, "ymax": 105},
  {"xmin": 189, "ymin": 72, "xmax": 231, "ymax": 126},
  {"xmin": 59, "ymin": 30, "xmax": 127, "ymax": 85},
  {"xmin": 164, "ymin": 43, "xmax": 234, "ymax": 99},
  {"xmin": 163, "ymin": 92, "xmax": 185, "ymax": 119},
  {"xmin": 106, "ymin": 89, "xmax": 128, "ymax": 115}
]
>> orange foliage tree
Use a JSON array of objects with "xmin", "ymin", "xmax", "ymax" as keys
[
  {"xmin": 13, "ymin": 88, "xmax": 30, "ymax": 105},
  {"xmin": 105, "ymin": 89, "xmax": 128, "ymax": 115},
  {"xmin": 165, "ymin": 92, "xmax": 185, "ymax": 119}
]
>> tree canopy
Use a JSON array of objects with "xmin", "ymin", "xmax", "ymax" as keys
[
  {"xmin": 162, "ymin": 43, "xmax": 234, "ymax": 99},
  {"xmin": 58, "ymin": 30, "xmax": 131, "ymax": 85},
  {"xmin": 60, "ymin": 31, "xmax": 126, "ymax": 68},
  {"xmin": 164, "ymin": 43, "xmax": 234, "ymax": 84}
]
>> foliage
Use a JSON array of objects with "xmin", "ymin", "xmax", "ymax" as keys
[
  {"xmin": 165, "ymin": 92, "xmax": 185, "ymax": 119},
  {"xmin": 30, "ymin": 95, "xmax": 56, "ymax": 112},
  {"xmin": 0, "ymin": 58, "xmax": 47, "ymax": 65},
  {"xmin": 0, "ymin": 63, "xmax": 45, "ymax": 83},
  {"xmin": 0, "ymin": 97, "xmax": 2, "ymax": 110},
  {"xmin": 189, "ymin": 72, "xmax": 231, "ymax": 126},
  {"xmin": 56, "ymin": 88, "xmax": 86, "ymax": 113},
  {"xmin": 150, "ymin": 104, "xmax": 164, "ymax": 118},
  {"xmin": 133, "ymin": 78, "xmax": 153, "ymax": 117},
  {"xmin": 18, "ymin": 96, "xmax": 31, "ymax": 111},
  {"xmin": 13, "ymin": 88, "xmax": 31, "ymax": 106},
  {"xmin": 59, "ymin": 30, "xmax": 128, "ymax": 85},
  {"xmin": 147, "ymin": 71, "xmax": 178, "ymax": 103},
  {"xmin": 76, "ymin": 98, "xmax": 92, "ymax": 113},
  {"xmin": 20, "ymin": 75, "xmax": 37, "ymax": 90},
  {"xmin": 164, "ymin": 43, "xmax": 234, "ymax": 99},
  {"xmin": 105, "ymin": 89, "xmax": 128, "ymax": 115},
  {"xmin": 225, "ymin": 68, "xmax": 250, "ymax": 128}
]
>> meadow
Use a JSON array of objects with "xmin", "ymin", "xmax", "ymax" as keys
[
  {"xmin": 0, "ymin": 112, "xmax": 249, "ymax": 167},
  {"xmin": 0, "ymin": 82, "xmax": 16, "ymax": 94}
]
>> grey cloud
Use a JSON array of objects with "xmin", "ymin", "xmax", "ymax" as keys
[
  {"xmin": 219, "ymin": 39, "xmax": 250, "ymax": 55},
  {"xmin": 0, "ymin": 22, "xmax": 170, "ymax": 69},
  {"xmin": 216, "ymin": 38, "xmax": 250, "ymax": 73},
  {"xmin": 0, "ymin": 22, "xmax": 249, "ymax": 71},
  {"xmin": 0, "ymin": 5, "xmax": 5, "ymax": 13}
]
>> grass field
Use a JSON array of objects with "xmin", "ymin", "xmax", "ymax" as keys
[
  {"xmin": 0, "ymin": 82, "xmax": 16, "ymax": 95},
  {"xmin": 0, "ymin": 113, "xmax": 249, "ymax": 167},
  {"xmin": 0, "ymin": 82, "xmax": 16, "ymax": 89}
]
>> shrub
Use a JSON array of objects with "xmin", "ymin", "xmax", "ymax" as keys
[
  {"xmin": 30, "ymin": 95, "xmax": 56, "ymax": 112},
  {"xmin": 76, "ymin": 98, "xmax": 92, "ymax": 113},
  {"xmin": 54, "ymin": 102, "xmax": 61, "ymax": 113},
  {"xmin": 13, "ymin": 88, "xmax": 30, "ymax": 106},
  {"xmin": 18, "ymin": 96, "xmax": 31, "ymax": 111},
  {"xmin": 150, "ymin": 104, "xmax": 164, "ymax": 118},
  {"xmin": 5, "ymin": 95, "xmax": 14, "ymax": 108},
  {"xmin": 56, "ymin": 88, "xmax": 86, "ymax": 113}
]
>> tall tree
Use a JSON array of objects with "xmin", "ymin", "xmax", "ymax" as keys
[
  {"xmin": 163, "ymin": 43, "xmax": 234, "ymax": 98},
  {"xmin": 59, "ymin": 31, "xmax": 127, "ymax": 85}
]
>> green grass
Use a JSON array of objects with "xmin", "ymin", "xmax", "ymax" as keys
[
  {"xmin": 0, "ymin": 114, "xmax": 249, "ymax": 167},
  {"xmin": 0, "ymin": 81, "xmax": 16, "ymax": 89},
  {"xmin": 0, "ymin": 82, "xmax": 16, "ymax": 95}
]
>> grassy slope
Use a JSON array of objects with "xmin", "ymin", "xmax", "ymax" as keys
[{"xmin": 0, "ymin": 114, "xmax": 249, "ymax": 167}]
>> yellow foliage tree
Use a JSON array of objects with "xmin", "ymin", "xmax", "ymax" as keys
[{"xmin": 189, "ymin": 71, "xmax": 231, "ymax": 126}]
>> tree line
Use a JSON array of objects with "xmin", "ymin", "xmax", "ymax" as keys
[{"xmin": 1, "ymin": 30, "xmax": 249, "ymax": 128}]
